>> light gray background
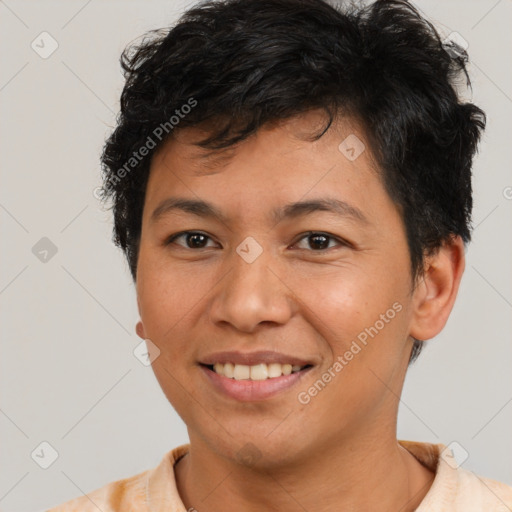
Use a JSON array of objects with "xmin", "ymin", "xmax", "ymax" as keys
[{"xmin": 1, "ymin": 1, "xmax": 511, "ymax": 510}]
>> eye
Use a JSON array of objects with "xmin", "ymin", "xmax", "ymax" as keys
[
  {"xmin": 293, "ymin": 231, "xmax": 348, "ymax": 251},
  {"xmin": 164, "ymin": 230, "xmax": 349, "ymax": 252},
  {"xmin": 165, "ymin": 231, "xmax": 217, "ymax": 249}
]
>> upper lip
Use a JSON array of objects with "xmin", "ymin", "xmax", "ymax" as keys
[{"xmin": 199, "ymin": 350, "xmax": 314, "ymax": 367}]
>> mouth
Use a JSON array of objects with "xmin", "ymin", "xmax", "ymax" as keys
[
  {"xmin": 199, "ymin": 359, "xmax": 314, "ymax": 401},
  {"xmin": 201, "ymin": 362, "xmax": 312, "ymax": 380}
]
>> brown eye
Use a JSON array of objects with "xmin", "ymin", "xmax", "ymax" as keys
[
  {"xmin": 294, "ymin": 232, "xmax": 346, "ymax": 251},
  {"xmin": 166, "ymin": 231, "xmax": 216, "ymax": 249}
]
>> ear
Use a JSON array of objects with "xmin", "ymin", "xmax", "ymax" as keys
[
  {"xmin": 135, "ymin": 320, "xmax": 146, "ymax": 340},
  {"xmin": 409, "ymin": 235, "xmax": 466, "ymax": 341}
]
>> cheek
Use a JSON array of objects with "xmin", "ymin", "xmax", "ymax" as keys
[
  {"xmin": 293, "ymin": 266, "xmax": 410, "ymax": 401},
  {"xmin": 294, "ymin": 263, "xmax": 401, "ymax": 349},
  {"xmin": 137, "ymin": 267, "xmax": 201, "ymax": 414},
  {"xmin": 137, "ymin": 257, "xmax": 204, "ymax": 340},
  {"xmin": 297, "ymin": 293, "xmax": 409, "ymax": 437}
]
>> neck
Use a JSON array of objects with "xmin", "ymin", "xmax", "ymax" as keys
[{"xmin": 174, "ymin": 431, "xmax": 434, "ymax": 512}]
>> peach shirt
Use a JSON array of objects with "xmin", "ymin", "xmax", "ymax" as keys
[{"xmin": 48, "ymin": 441, "xmax": 512, "ymax": 511}]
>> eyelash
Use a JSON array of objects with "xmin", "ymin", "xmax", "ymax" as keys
[{"xmin": 164, "ymin": 231, "xmax": 350, "ymax": 252}]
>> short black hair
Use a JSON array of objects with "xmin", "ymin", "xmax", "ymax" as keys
[{"xmin": 100, "ymin": 0, "xmax": 485, "ymax": 363}]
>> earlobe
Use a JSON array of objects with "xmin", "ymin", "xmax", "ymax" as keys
[
  {"xmin": 135, "ymin": 320, "xmax": 146, "ymax": 340},
  {"xmin": 409, "ymin": 235, "xmax": 466, "ymax": 341}
]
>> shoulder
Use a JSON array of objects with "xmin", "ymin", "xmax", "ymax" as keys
[
  {"xmin": 453, "ymin": 468, "xmax": 512, "ymax": 511},
  {"xmin": 399, "ymin": 440, "xmax": 512, "ymax": 511},
  {"xmin": 46, "ymin": 444, "xmax": 190, "ymax": 512}
]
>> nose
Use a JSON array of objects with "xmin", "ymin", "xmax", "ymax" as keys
[{"xmin": 209, "ymin": 246, "xmax": 296, "ymax": 333}]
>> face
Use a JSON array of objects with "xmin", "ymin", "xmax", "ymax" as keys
[{"xmin": 135, "ymin": 112, "xmax": 426, "ymax": 468}]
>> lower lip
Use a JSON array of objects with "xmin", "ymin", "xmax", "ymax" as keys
[{"xmin": 200, "ymin": 365, "xmax": 313, "ymax": 402}]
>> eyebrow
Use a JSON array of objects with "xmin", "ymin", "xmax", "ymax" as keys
[{"xmin": 150, "ymin": 197, "xmax": 369, "ymax": 225}]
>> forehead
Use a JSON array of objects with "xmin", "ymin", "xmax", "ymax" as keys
[
  {"xmin": 144, "ymin": 113, "xmax": 393, "ymax": 227},
  {"xmin": 151, "ymin": 112, "xmax": 378, "ymax": 175}
]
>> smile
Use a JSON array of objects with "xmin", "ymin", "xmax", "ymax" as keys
[
  {"xmin": 209, "ymin": 362, "xmax": 309, "ymax": 380},
  {"xmin": 199, "ymin": 363, "xmax": 313, "ymax": 401}
]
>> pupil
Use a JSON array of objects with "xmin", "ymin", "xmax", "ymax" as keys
[
  {"xmin": 310, "ymin": 234, "xmax": 328, "ymax": 250},
  {"xmin": 188, "ymin": 233, "xmax": 207, "ymax": 248}
]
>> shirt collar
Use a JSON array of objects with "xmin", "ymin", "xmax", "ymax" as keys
[{"xmin": 145, "ymin": 440, "xmax": 455, "ymax": 511}]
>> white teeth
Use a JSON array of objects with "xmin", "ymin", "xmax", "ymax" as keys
[
  {"xmin": 250, "ymin": 363, "xmax": 268, "ymax": 380},
  {"xmin": 267, "ymin": 363, "xmax": 282, "ymax": 378},
  {"xmin": 233, "ymin": 364, "xmax": 250, "ymax": 380},
  {"xmin": 211, "ymin": 362, "xmax": 306, "ymax": 380},
  {"xmin": 223, "ymin": 362, "xmax": 235, "ymax": 378}
]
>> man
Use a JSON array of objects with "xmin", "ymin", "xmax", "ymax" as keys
[{"xmin": 49, "ymin": 0, "xmax": 512, "ymax": 510}]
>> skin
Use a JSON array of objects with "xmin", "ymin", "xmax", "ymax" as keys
[{"xmin": 135, "ymin": 111, "xmax": 465, "ymax": 512}]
